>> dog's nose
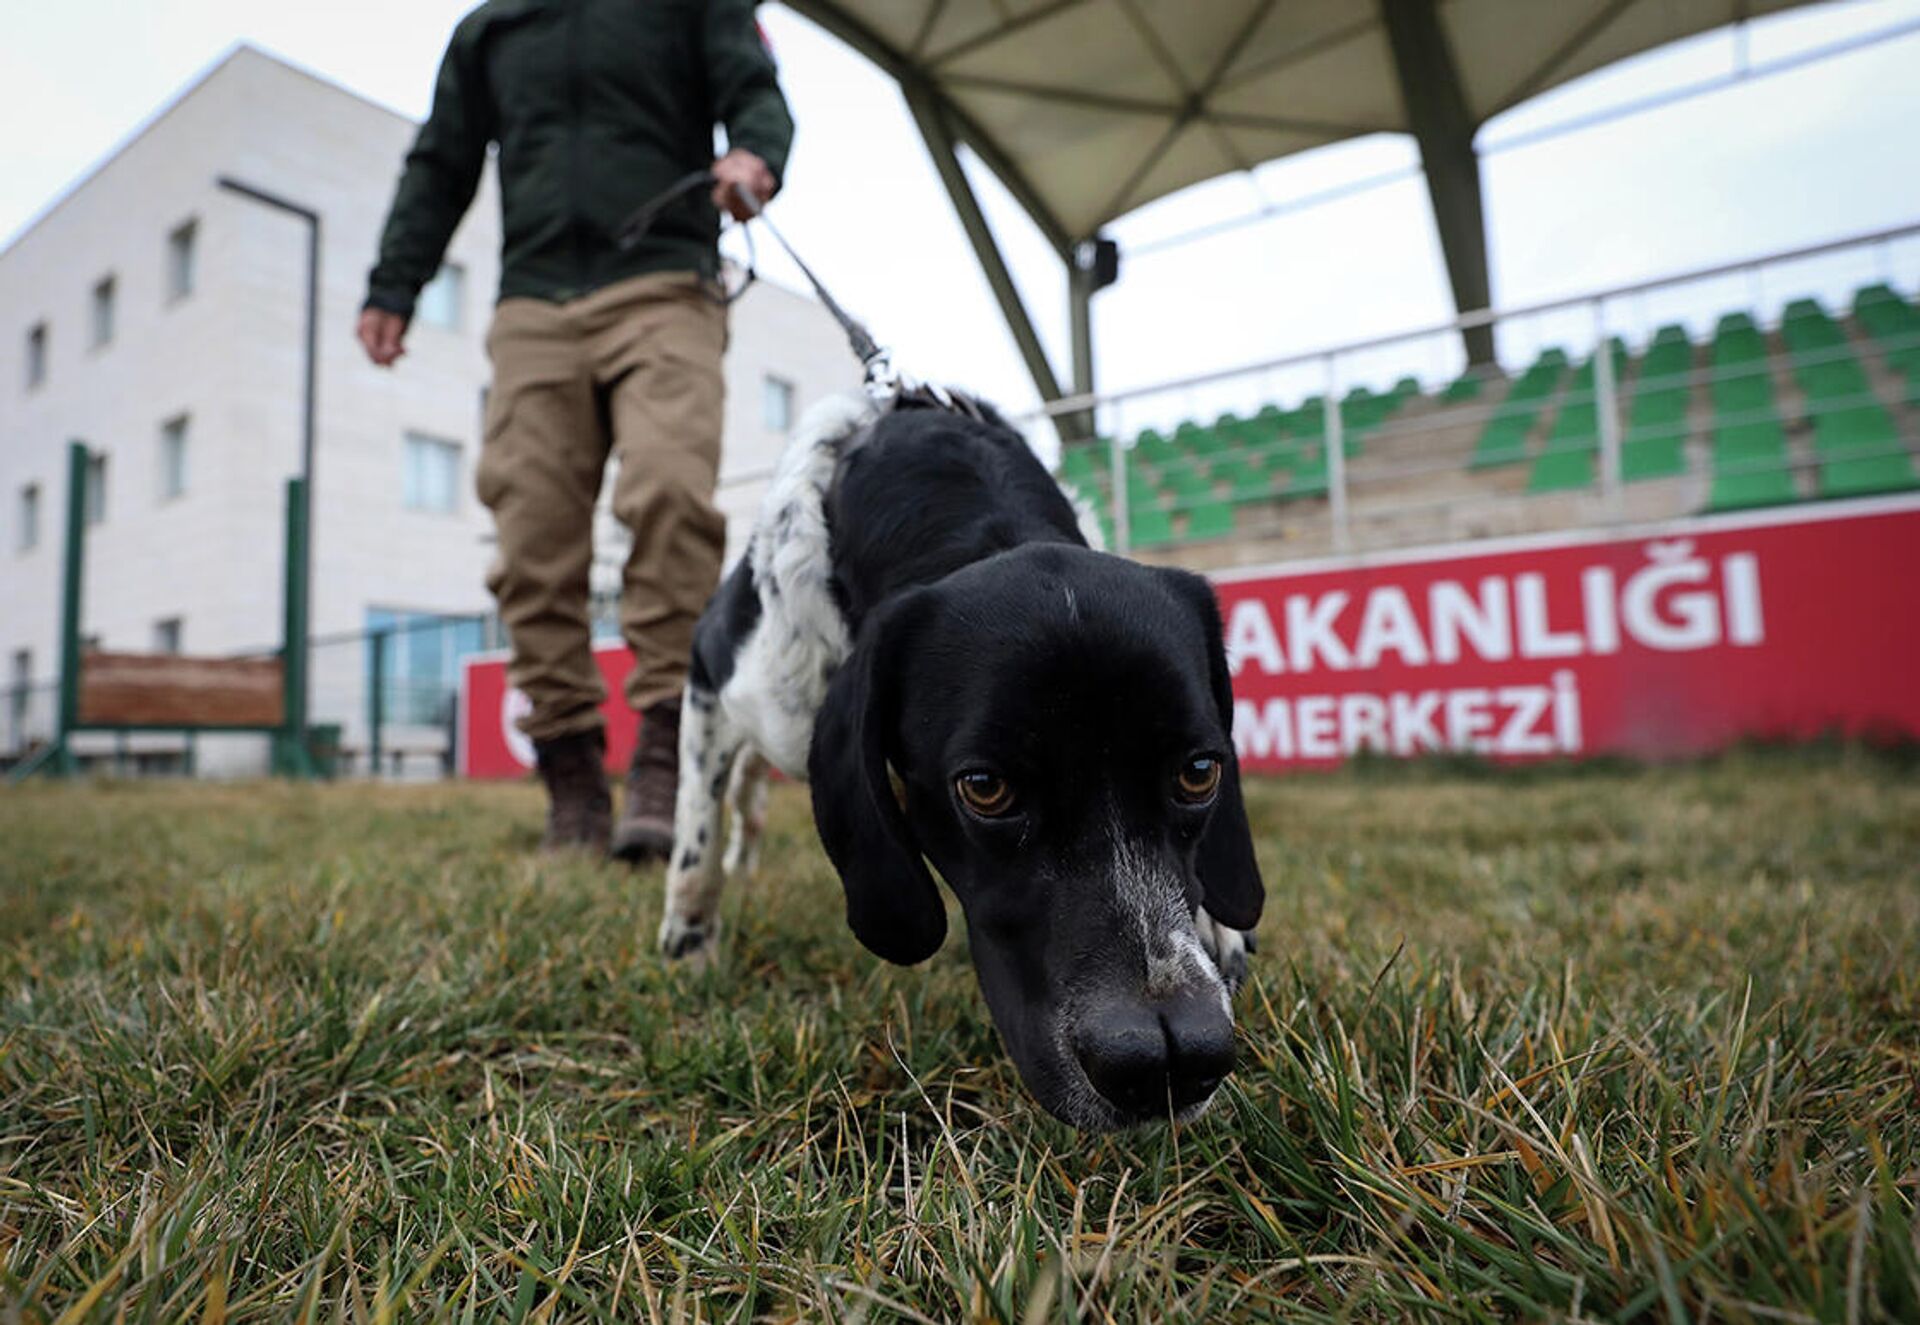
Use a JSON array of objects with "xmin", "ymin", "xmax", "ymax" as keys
[{"xmin": 1074, "ymin": 987, "xmax": 1235, "ymax": 1119}]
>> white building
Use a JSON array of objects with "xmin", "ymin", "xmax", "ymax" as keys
[{"xmin": 0, "ymin": 45, "xmax": 857, "ymax": 775}]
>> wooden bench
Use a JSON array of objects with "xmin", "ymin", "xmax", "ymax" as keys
[
  {"xmin": 17, "ymin": 440, "xmax": 318, "ymax": 781},
  {"xmin": 77, "ymin": 652, "xmax": 284, "ymax": 729}
]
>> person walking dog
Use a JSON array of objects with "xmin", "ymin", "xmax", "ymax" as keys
[{"xmin": 358, "ymin": 1, "xmax": 793, "ymax": 859}]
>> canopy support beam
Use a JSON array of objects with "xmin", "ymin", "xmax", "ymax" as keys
[
  {"xmin": 1069, "ymin": 261, "xmax": 1095, "ymax": 399},
  {"xmin": 904, "ymin": 79, "xmax": 1076, "ymax": 427},
  {"xmin": 1380, "ymin": 0, "xmax": 1495, "ymax": 366}
]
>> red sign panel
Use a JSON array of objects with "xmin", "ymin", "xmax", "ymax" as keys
[
  {"xmin": 459, "ymin": 499, "xmax": 1920, "ymax": 778},
  {"xmin": 1215, "ymin": 497, "xmax": 1920, "ymax": 771},
  {"xmin": 459, "ymin": 647, "xmax": 643, "ymax": 779}
]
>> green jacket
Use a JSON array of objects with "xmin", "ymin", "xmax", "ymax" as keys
[{"xmin": 366, "ymin": 0, "xmax": 793, "ymax": 318}]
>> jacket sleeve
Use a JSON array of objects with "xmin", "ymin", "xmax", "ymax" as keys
[
  {"xmin": 365, "ymin": 23, "xmax": 493, "ymax": 318},
  {"xmin": 704, "ymin": 0, "xmax": 795, "ymax": 186}
]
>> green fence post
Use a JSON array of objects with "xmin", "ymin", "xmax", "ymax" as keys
[
  {"xmin": 368, "ymin": 629, "xmax": 387, "ymax": 778},
  {"xmin": 49, "ymin": 441, "xmax": 89, "ymax": 777},
  {"xmin": 275, "ymin": 475, "xmax": 315, "ymax": 778}
]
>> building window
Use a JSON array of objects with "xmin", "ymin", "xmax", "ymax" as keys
[
  {"xmin": 16, "ymin": 484, "xmax": 39, "ymax": 552},
  {"xmin": 25, "ymin": 323, "xmax": 48, "ymax": 389},
  {"xmin": 153, "ymin": 618, "xmax": 184, "ymax": 654},
  {"xmin": 365, "ymin": 609, "xmax": 485, "ymax": 726},
  {"xmin": 159, "ymin": 415, "xmax": 189, "ymax": 500},
  {"xmin": 402, "ymin": 432, "xmax": 461, "ymax": 513},
  {"xmin": 91, "ymin": 276, "xmax": 116, "ymax": 349},
  {"xmin": 763, "ymin": 374, "xmax": 795, "ymax": 433},
  {"xmin": 167, "ymin": 220, "xmax": 197, "ymax": 301},
  {"xmin": 83, "ymin": 453, "xmax": 108, "ymax": 527},
  {"xmin": 416, "ymin": 263, "xmax": 466, "ymax": 331}
]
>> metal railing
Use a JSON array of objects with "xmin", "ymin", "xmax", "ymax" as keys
[
  {"xmin": 305, "ymin": 613, "xmax": 501, "ymax": 780},
  {"xmin": 1037, "ymin": 219, "xmax": 1920, "ymax": 558}
]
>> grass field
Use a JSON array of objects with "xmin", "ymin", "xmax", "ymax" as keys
[{"xmin": 2, "ymin": 749, "xmax": 1917, "ymax": 1321}]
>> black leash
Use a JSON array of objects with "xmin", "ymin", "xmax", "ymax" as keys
[{"xmin": 618, "ymin": 171, "xmax": 898, "ymax": 399}]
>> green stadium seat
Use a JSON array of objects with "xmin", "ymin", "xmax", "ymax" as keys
[
  {"xmin": 1158, "ymin": 458, "xmax": 1211, "ymax": 500},
  {"xmin": 1128, "ymin": 505, "xmax": 1175, "ymax": 547},
  {"xmin": 1472, "ymin": 347, "xmax": 1570, "ymax": 468},
  {"xmin": 1059, "ymin": 444, "xmax": 1100, "ymax": 484},
  {"xmin": 1135, "ymin": 429, "xmax": 1177, "ymax": 465},
  {"xmin": 1210, "ymin": 456, "xmax": 1269, "ymax": 502},
  {"xmin": 1703, "ymin": 314, "xmax": 1798, "ymax": 509},
  {"xmin": 1528, "ymin": 448, "xmax": 1593, "ymax": 493},
  {"xmin": 1779, "ymin": 298, "xmax": 1915, "ymax": 496},
  {"xmin": 1817, "ymin": 451, "xmax": 1918, "ymax": 498},
  {"xmin": 1620, "ymin": 325, "xmax": 1693, "ymax": 483},
  {"xmin": 1621, "ymin": 429, "xmax": 1688, "ymax": 482},
  {"xmin": 1708, "ymin": 420, "xmax": 1795, "ymax": 510},
  {"xmin": 1281, "ymin": 445, "xmax": 1329, "ymax": 497},
  {"xmin": 1185, "ymin": 500, "xmax": 1234, "ymax": 541},
  {"xmin": 1853, "ymin": 283, "xmax": 1920, "ymax": 404},
  {"xmin": 1808, "ymin": 404, "xmax": 1917, "ymax": 497},
  {"xmin": 1814, "ymin": 404, "xmax": 1898, "ymax": 452},
  {"xmin": 1172, "ymin": 422, "xmax": 1210, "ymax": 457},
  {"xmin": 1524, "ymin": 343, "xmax": 1623, "ymax": 494}
]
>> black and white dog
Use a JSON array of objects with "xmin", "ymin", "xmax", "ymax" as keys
[{"xmin": 660, "ymin": 391, "xmax": 1264, "ymax": 1130}]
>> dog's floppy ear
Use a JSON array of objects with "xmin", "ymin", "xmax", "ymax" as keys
[
  {"xmin": 1157, "ymin": 568, "xmax": 1265, "ymax": 930},
  {"xmin": 808, "ymin": 593, "xmax": 947, "ymax": 964}
]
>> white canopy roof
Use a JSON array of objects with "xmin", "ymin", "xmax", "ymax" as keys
[{"xmin": 787, "ymin": 0, "xmax": 1817, "ymax": 247}]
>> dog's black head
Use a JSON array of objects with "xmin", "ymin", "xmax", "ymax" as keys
[{"xmin": 808, "ymin": 543, "xmax": 1264, "ymax": 1129}]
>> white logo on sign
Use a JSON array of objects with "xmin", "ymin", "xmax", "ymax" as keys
[{"xmin": 501, "ymin": 687, "xmax": 535, "ymax": 769}]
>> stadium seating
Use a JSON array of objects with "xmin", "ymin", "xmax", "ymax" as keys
[
  {"xmin": 1621, "ymin": 324, "xmax": 1693, "ymax": 482},
  {"xmin": 1780, "ymin": 297, "xmax": 1917, "ymax": 498},
  {"xmin": 1055, "ymin": 282, "xmax": 1918, "ymax": 552},
  {"xmin": 1706, "ymin": 311, "xmax": 1795, "ymax": 510},
  {"xmin": 1855, "ymin": 284, "xmax": 1920, "ymax": 401},
  {"xmin": 1471, "ymin": 348, "xmax": 1568, "ymax": 468},
  {"xmin": 1528, "ymin": 339, "xmax": 1628, "ymax": 493}
]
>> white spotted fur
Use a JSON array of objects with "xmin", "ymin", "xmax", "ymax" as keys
[{"xmin": 658, "ymin": 396, "xmax": 871, "ymax": 960}]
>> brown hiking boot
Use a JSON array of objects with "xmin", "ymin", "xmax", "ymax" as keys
[
  {"xmin": 613, "ymin": 698, "xmax": 681, "ymax": 863},
  {"xmin": 533, "ymin": 728, "xmax": 612, "ymax": 855}
]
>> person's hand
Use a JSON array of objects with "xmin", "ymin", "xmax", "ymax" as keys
[
  {"xmin": 711, "ymin": 149, "xmax": 777, "ymax": 221},
  {"xmin": 358, "ymin": 307, "xmax": 409, "ymax": 367}
]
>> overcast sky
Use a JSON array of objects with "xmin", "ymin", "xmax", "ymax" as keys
[{"xmin": 4, "ymin": 0, "xmax": 1919, "ymax": 420}]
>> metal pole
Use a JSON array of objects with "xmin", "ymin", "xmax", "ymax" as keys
[
  {"xmin": 279, "ymin": 476, "xmax": 313, "ymax": 777},
  {"xmin": 1593, "ymin": 302, "xmax": 1624, "ymax": 522},
  {"xmin": 1324, "ymin": 356, "xmax": 1351, "ymax": 555},
  {"xmin": 1109, "ymin": 432, "xmax": 1131, "ymax": 555},
  {"xmin": 52, "ymin": 441, "xmax": 89, "ymax": 775},
  {"xmin": 899, "ymin": 83, "xmax": 1071, "ymax": 426},
  {"xmin": 1070, "ymin": 264, "xmax": 1095, "ymax": 398},
  {"xmin": 369, "ymin": 628, "xmax": 388, "ymax": 778},
  {"xmin": 217, "ymin": 177, "xmax": 319, "ymax": 773},
  {"xmin": 1069, "ymin": 259, "xmax": 1096, "ymax": 446}
]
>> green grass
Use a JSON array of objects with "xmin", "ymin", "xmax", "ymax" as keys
[{"xmin": 3, "ymin": 750, "xmax": 1918, "ymax": 1321}]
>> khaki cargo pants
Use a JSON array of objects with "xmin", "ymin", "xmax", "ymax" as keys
[{"xmin": 477, "ymin": 271, "xmax": 728, "ymax": 742}]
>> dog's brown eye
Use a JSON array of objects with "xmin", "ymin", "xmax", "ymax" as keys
[
  {"xmin": 955, "ymin": 771, "xmax": 1015, "ymax": 817},
  {"xmin": 1176, "ymin": 756, "xmax": 1222, "ymax": 803}
]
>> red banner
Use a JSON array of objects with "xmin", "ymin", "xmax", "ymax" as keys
[
  {"xmin": 460, "ymin": 498, "xmax": 1920, "ymax": 779},
  {"xmin": 1215, "ymin": 497, "xmax": 1920, "ymax": 771},
  {"xmin": 459, "ymin": 647, "xmax": 643, "ymax": 779}
]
